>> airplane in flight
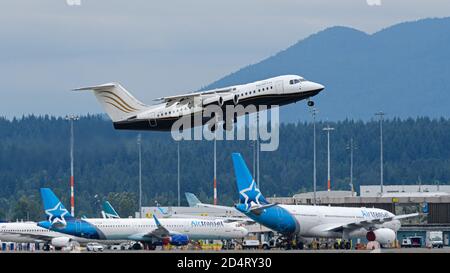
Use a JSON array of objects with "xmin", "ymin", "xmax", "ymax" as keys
[
  {"xmin": 74, "ymin": 75, "xmax": 324, "ymax": 131},
  {"xmin": 37, "ymin": 188, "xmax": 248, "ymax": 249},
  {"xmin": 230, "ymin": 153, "xmax": 419, "ymax": 249}
]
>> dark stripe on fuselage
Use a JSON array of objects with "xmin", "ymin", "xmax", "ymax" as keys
[{"xmin": 113, "ymin": 89, "xmax": 322, "ymax": 131}]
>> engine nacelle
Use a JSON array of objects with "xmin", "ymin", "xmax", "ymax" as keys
[
  {"xmin": 366, "ymin": 228, "xmax": 396, "ymax": 245},
  {"xmin": 220, "ymin": 93, "xmax": 237, "ymax": 105},
  {"xmin": 202, "ymin": 95, "xmax": 224, "ymax": 107},
  {"xmin": 233, "ymin": 94, "xmax": 239, "ymax": 105},
  {"xmin": 162, "ymin": 234, "xmax": 189, "ymax": 246},
  {"xmin": 51, "ymin": 237, "xmax": 72, "ymax": 248}
]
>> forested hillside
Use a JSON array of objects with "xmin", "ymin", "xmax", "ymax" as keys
[{"xmin": 1, "ymin": 115, "xmax": 450, "ymax": 221}]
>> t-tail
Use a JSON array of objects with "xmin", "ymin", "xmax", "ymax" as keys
[
  {"xmin": 73, "ymin": 83, "xmax": 148, "ymax": 122},
  {"xmin": 40, "ymin": 188, "xmax": 75, "ymax": 228}
]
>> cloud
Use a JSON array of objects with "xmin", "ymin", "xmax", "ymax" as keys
[
  {"xmin": 0, "ymin": 0, "xmax": 449, "ymax": 118},
  {"xmin": 367, "ymin": 0, "xmax": 382, "ymax": 6}
]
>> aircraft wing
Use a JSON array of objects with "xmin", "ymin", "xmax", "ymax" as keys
[
  {"xmin": 222, "ymin": 218, "xmax": 256, "ymax": 225},
  {"xmin": 143, "ymin": 215, "xmax": 171, "ymax": 239},
  {"xmin": 324, "ymin": 213, "xmax": 420, "ymax": 232},
  {"xmin": 195, "ymin": 203, "xmax": 236, "ymax": 210},
  {"xmin": 155, "ymin": 87, "xmax": 235, "ymax": 103}
]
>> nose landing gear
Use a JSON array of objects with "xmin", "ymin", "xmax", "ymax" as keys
[{"xmin": 307, "ymin": 99, "xmax": 315, "ymax": 107}]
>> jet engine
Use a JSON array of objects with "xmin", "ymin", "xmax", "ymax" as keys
[
  {"xmin": 202, "ymin": 95, "xmax": 224, "ymax": 107},
  {"xmin": 366, "ymin": 228, "xmax": 396, "ymax": 245},
  {"xmin": 233, "ymin": 94, "xmax": 239, "ymax": 105},
  {"xmin": 51, "ymin": 237, "xmax": 73, "ymax": 248},
  {"xmin": 161, "ymin": 234, "xmax": 190, "ymax": 246},
  {"xmin": 220, "ymin": 93, "xmax": 237, "ymax": 105}
]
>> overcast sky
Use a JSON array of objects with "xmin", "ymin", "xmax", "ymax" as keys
[{"xmin": 1, "ymin": 0, "xmax": 449, "ymax": 118}]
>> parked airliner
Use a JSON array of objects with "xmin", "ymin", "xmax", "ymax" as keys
[
  {"xmin": 231, "ymin": 153, "xmax": 419, "ymax": 249},
  {"xmin": 74, "ymin": 75, "xmax": 324, "ymax": 131},
  {"xmin": 0, "ymin": 221, "xmax": 86, "ymax": 250},
  {"xmin": 37, "ymin": 188, "xmax": 248, "ymax": 249}
]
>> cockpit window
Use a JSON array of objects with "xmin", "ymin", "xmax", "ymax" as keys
[{"xmin": 290, "ymin": 78, "xmax": 307, "ymax": 84}]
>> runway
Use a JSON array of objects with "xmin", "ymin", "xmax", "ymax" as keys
[{"xmin": 11, "ymin": 247, "xmax": 448, "ymax": 254}]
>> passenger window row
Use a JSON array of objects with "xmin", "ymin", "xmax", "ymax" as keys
[
  {"xmin": 237, "ymin": 86, "xmax": 273, "ymax": 98},
  {"xmin": 157, "ymin": 107, "xmax": 189, "ymax": 118}
]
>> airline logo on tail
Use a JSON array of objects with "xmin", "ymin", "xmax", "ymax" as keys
[
  {"xmin": 45, "ymin": 202, "xmax": 69, "ymax": 227},
  {"xmin": 40, "ymin": 188, "xmax": 74, "ymax": 228},
  {"xmin": 232, "ymin": 153, "xmax": 268, "ymax": 212},
  {"xmin": 239, "ymin": 179, "xmax": 265, "ymax": 211}
]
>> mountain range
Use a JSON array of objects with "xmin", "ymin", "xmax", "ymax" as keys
[{"xmin": 203, "ymin": 17, "xmax": 450, "ymax": 122}]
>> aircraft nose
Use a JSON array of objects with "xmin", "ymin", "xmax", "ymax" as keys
[
  {"xmin": 310, "ymin": 81, "xmax": 325, "ymax": 92},
  {"xmin": 241, "ymin": 227, "xmax": 249, "ymax": 237}
]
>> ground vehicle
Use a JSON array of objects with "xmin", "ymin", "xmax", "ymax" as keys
[
  {"xmin": 86, "ymin": 242, "xmax": 105, "ymax": 252},
  {"xmin": 242, "ymin": 240, "xmax": 260, "ymax": 249},
  {"xmin": 108, "ymin": 244, "xmax": 121, "ymax": 250},
  {"xmin": 262, "ymin": 237, "xmax": 283, "ymax": 250},
  {"xmin": 401, "ymin": 236, "xmax": 422, "ymax": 248},
  {"xmin": 429, "ymin": 232, "xmax": 444, "ymax": 248}
]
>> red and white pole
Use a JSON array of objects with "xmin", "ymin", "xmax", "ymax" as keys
[
  {"xmin": 66, "ymin": 114, "xmax": 78, "ymax": 217},
  {"xmin": 70, "ymin": 117, "xmax": 75, "ymax": 217}
]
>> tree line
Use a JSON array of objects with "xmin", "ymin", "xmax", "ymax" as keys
[{"xmin": 1, "ymin": 115, "xmax": 449, "ymax": 221}]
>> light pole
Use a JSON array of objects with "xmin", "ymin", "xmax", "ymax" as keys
[
  {"xmin": 65, "ymin": 114, "xmax": 79, "ymax": 217},
  {"xmin": 346, "ymin": 138, "xmax": 357, "ymax": 196},
  {"xmin": 310, "ymin": 108, "xmax": 318, "ymax": 205},
  {"xmin": 253, "ymin": 141, "xmax": 256, "ymax": 179},
  {"xmin": 137, "ymin": 133, "xmax": 142, "ymax": 218},
  {"xmin": 323, "ymin": 125, "xmax": 334, "ymax": 192},
  {"xmin": 177, "ymin": 141, "xmax": 181, "ymax": 207},
  {"xmin": 256, "ymin": 112, "xmax": 260, "ymax": 190},
  {"xmin": 213, "ymin": 123, "xmax": 217, "ymax": 205},
  {"xmin": 375, "ymin": 111, "xmax": 385, "ymax": 196}
]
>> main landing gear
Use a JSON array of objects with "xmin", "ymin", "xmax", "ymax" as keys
[{"xmin": 333, "ymin": 240, "xmax": 352, "ymax": 250}]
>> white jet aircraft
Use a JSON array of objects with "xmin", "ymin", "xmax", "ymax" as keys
[
  {"xmin": 231, "ymin": 153, "xmax": 420, "ymax": 249},
  {"xmin": 74, "ymin": 75, "xmax": 324, "ymax": 131},
  {"xmin": 37, "ymin": 188, "xmax": 248, "ymax": 249},
  {"xmin": 0, "ymin": 221, "xmax": 90, "ymax": 250}
]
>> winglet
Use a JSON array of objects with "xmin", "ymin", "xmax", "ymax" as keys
[{"xmin": 153, "ymin": 214, "xmax": 162, "ymax": 227}]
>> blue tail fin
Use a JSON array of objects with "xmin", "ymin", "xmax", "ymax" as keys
[
  {"xmin": 40, "ymin": 188, "xmax": 74, "ymax": 226},
  {"xmin": 103, "ymin": 201, "xmax": 120, "ymax": 218},
  {"xmin": 231, "ymin": 153, "xmax": 268, "ymax": 208}
]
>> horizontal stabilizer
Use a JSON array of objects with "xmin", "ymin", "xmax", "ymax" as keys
[
  {"xmin": 72, "ymin": 83, "xmax": 118, "ymax": 91},
  {"xmin": 72, "ymin": 82, "xmax": 148, "ymax": 122},
  {"xmin": 249, "ymin": 203, "xmax": 278, "ymax": 215}
]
